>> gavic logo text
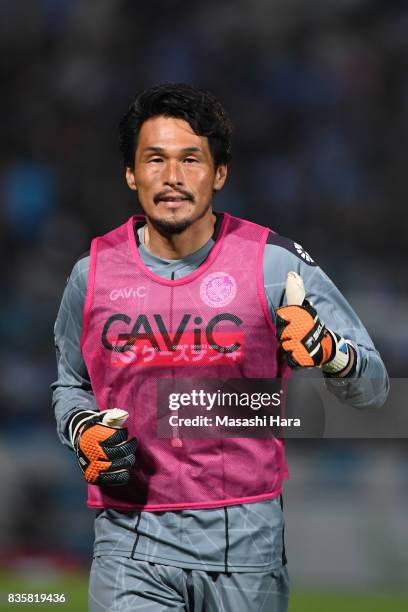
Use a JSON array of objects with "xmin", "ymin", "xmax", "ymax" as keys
[
  {"xmin": 109, "ymin": 287, "xmax": 146, "ymax": 300},
  {"xmin": 102, "ymin": 313, "xmax": 244, "ymax": 368}
]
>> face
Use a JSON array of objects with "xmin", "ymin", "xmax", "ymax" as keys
[{"xmin": 125, "ymin": 116, "xmax": 227, "ymax": 234}]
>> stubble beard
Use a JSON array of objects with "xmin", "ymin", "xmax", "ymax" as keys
[{"xmin": 145, "ymin": 201, "xmax": 212, "ymax": 236}]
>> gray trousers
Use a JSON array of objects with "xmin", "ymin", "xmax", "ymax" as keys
[{"xmin": 89, "ymin": 556, "xmax": 289, "ymax": 612}]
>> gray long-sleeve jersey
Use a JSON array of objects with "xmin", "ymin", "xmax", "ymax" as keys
[{"xmin": 52, "ymin": 218, "xmax": 388, "ymax": 571}]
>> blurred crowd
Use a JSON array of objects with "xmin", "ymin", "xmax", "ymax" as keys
[{"xmin": 0, "ymin": 0, "xmax": 407, "ymax": 568}]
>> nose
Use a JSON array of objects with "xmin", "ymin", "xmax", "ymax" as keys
[{"xmin": 163, "ymin": 159, "xmax": 184, "ymax": 187}]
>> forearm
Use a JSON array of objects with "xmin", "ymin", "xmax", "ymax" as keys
[
  {"xmin": 52, "ymin": 384, "xmax": 98, "ymax": 449},
  {"xmin": 324, "ymin": 345, "xmax": 389, "ymax": 409},
  {"xmin": 52, "ymin": 256, "xmax": 98, "ymax": 449}
]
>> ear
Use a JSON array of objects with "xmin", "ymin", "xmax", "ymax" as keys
[
  {"xmin": 125, "ymin": 167, "xmax": 137, "ymax": 191},
  {"xmin": 213, "ymin": 164, "xmax": 228, "ymax": 192}
]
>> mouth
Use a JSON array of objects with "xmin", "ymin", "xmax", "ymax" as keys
[{"xmin": 156, "ymin": 195, "xmax": 192, "ymax": 209}]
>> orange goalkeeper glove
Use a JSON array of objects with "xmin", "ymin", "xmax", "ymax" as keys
[
  {"xmin": 68, "ymin": 409, "xmax": 137, "ymax": 486},
  {"xmin": 276, "ymin": 272, "xmax": 355, "ymax": 375}
]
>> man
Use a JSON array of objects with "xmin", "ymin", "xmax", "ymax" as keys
[{"xmin": 52, "ymin": 83, "xmax": 389, "ymax": 611}]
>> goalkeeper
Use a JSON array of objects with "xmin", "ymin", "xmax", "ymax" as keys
[{"xmin": 52, "ymin": 83, "xmax": 389, "ymax": 612}]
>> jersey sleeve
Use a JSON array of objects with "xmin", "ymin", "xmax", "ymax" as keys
[
  {"xmin": 263, "ymin": 234, "xmax": 389, "ymax": 409},
  {"xmin": 51, "ymin": 256, "xmax": 98, "ymax": 449}
]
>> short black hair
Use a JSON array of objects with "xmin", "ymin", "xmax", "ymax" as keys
[{"xmin": 119, "ymin": 83, "xmax": 232, "ymax": 168}]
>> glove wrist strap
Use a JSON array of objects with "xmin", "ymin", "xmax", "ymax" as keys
[
  {"xmin": 322, "ymin": 330, "xmax": 353, "ymax": 375},
  {"xmin": 68, "ymin": 409, "xmax": 99, "ymax": 448}
]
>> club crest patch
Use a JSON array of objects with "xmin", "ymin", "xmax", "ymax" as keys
[{"xmin": 200, "ymin": 272, "xmax": 237, "ymax": 308}]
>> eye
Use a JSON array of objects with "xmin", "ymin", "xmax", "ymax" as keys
[
  {"xmin": 148, "ymin": 157, "xmax": 163, "ymax": 163},
  {"xmin": 183, "ymin": 157, "xmax": 198, "ymax": 163}
]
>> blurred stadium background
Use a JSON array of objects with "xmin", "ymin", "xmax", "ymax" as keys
[{"xmin": 0, "ymin": 0, "xmax": 407, "ymax": 609}]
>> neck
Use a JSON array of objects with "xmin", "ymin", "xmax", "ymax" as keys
[{"xmin": 144, "ymin": 209, "xmax": 217, "ymax": 259}]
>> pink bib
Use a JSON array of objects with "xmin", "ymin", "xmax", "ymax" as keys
[{"xmin": 81, "ymin": 213, "xmax": 289, "ymax": 510}]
